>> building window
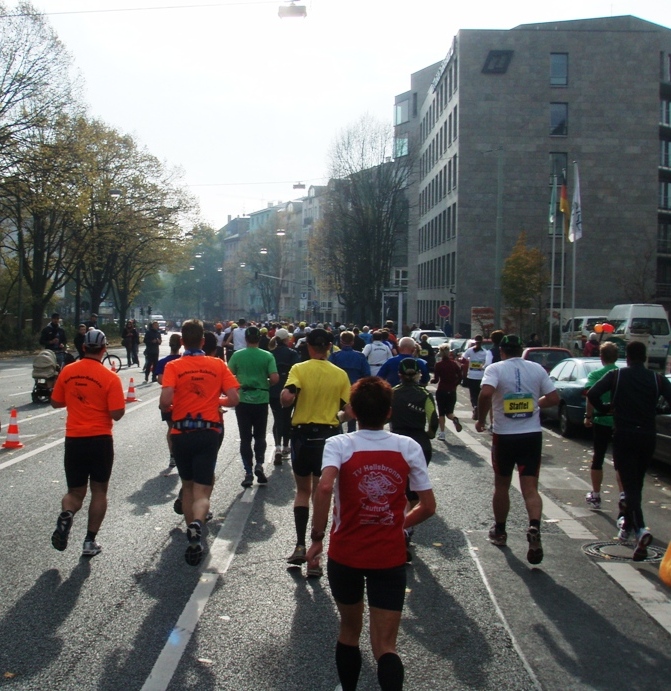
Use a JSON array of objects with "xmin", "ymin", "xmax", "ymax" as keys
[
  {"xmin": 661, "ymin": 181, "xmax": 671, "ymax": 209},
  {"xmin": 395, "ymin": 99, "xmax": 409, "ymax": 125},
  {"xmin": 550, "ymin": 53, "xmax": 568, "ymax": 86},
  {"xmin": 550, "ymin": 103, "xmax": 568, "ymax": 136},
  {"xmin": 659, "ymin": 222, "xmax": 671, "ymax": 253},
  {"xmin": 662, "ymin": 100, "xmax": 671, "ymax": 126},
  {"xmin": 393, "ymin": 268, "xmax": 408, "ymax": 287},
  {"xmin": 394, "ymin": 135, "xmax": 408, "ymax": 158},
  {"xmin": 662, "ymin": 140, "xmax": 671, "ymax": 168},
  {"xmin": 482, "ymin": 50, "xmax": 514, "ymax": 74}
]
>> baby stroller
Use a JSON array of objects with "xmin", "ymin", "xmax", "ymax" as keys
[{"xmin": 31, "ymin": 350, "xmax": 60, "ymax": 404}]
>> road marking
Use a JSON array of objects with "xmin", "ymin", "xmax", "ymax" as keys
[
  {"xmin": 465, "ymin": 533, "xmax": 542, "ymax": 690},
  {"xmin": 141, "ymin": 485, "xmax": 258, "ymax": 691}
]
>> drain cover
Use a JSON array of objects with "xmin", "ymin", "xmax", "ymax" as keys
[{"xmin": 582, "ymin": 541, "xmax": 665, "ymax": 563}]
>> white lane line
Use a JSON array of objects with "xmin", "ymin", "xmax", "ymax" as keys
[
  {"xmin": 464, "ymin": 532, "xmax": 542, "ymax": 691},
  {"xmin": 141, "ymin": 485, "xmax": 259, "ymax": 691},
  {"xmin": 597, "ymin": 562, "xmax": 671, "ymax": 635}
]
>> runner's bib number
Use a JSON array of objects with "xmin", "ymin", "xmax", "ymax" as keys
[
  {"xmin": 469, "ymin": 362, "xmax": 483, "ymax": 370},
  {"xmin": 503, "ymin": 392, "xmax": 534, "ymax": 418}
]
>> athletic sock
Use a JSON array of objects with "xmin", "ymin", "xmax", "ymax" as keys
[
  {"xmin": 85, "ymin": 530, "xmax": 97, "ymax": 542},
  {"xmin": 529, "ymin": 519, "xmax": 541, "ymax": 530},
  {"xmin": 294, "ymin": 506, "xmax": 309, "ymax": 546},
  {"xmin": 377, "ymin": 652, "xmax": 404, "ymax": 691},
  {"xmin": 335, "ymin": 641, "xmax": 361, "ymax": 691}
]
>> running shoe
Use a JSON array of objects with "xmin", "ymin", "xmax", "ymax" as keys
[
  {"xmin": 241, "ymin": 473, "xmax": 254, "ymax": 488},
  {"xmin": 632, "ymin": 529, "xmax": 652, "ymax": 562},
  {"xmin": 168, "ymin": 456, "xmax": 176, "ymax": 469},
  {"xmin": 488, "ymin": 524, "xmax": 507, "ymax": 547},
  {"xmin": 254, "ymin": 464, "xmax": 268, "ymax": 485},
  {"xmin": 453, "ymin": 417, "xmax": 462, "ymax": 433},
  {"xmin": 526, "ymin": 526, "xmax": 543, "ymax": 565},
  {"xmin": 205, "ymin": 511, "xmax": 213, "ymax": 523},
  {"xmin": 306, "ymin": 560, "xmax": 323, "ymax": 578},
  {"xmin": 585, "ymin": 491, "xmax": 601, "ymax": 510},
  {"xmin": 185, "ymin": 522, "xmax": 203, "ymax": 566},
  {"xmin": 437, "ymin": 431, "xmax": 445, "ymax": 441},
  {"xmin": 82, "ymin": 539, "xmax": 102, "ymax": 557},
  {"xmin": 616, "ymin": 516, "xmax": 632, "ymax": 542},
  {"xmin": 274, "ymin": 452, "xmax": 283, "ymax": 466},
  {"xmin": 51, "ymin": 511, "xmax": 73, "ymax": 551},
  {"xmin": 282, "ymin": 446, "xmax": 291, "ymax": 457},
  {"xmin": 287, "ymin": 545, "xmax": 307, "ymax": 565}
]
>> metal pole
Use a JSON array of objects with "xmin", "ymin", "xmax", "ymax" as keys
[
  {"xmin": 494, "ymin": 147, "xmax": 504, "ymax": 326},
  {"xmin": 549, "ymin": 174, "xmax": 557, "ymax": 346}
]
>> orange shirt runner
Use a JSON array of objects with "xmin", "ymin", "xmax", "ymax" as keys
[{"xmin": 51, "ymin": 359, "xmax": 126, "ymax": 437}]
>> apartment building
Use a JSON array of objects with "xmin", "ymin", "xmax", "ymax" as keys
[{"xmin": 397, "ymin": 15, "xmax": 671, "ymax": 335}]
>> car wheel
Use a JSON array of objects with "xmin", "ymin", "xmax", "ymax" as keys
[{"xmin": 559, "ymin": 403, "xmax": 575, "ymax": 438}]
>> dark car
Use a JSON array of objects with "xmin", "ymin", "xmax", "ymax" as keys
[
  {"xmin": 543, "ymin": 357, "xmax": 626, "ymax": 437},
  {"xmin": 654, "ymin": 374, "xmax": 671, "ymax": 465},
  {"xmin": 522, "ymin": 347, "xmax": 572, "ymax": 373}
]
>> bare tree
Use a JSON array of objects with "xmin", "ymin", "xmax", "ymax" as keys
[
  {"xmin": 310, "ymin": 115, "xmax": 412, "ymax": 325},
  {"xmin": 614, "ymin": 234, "xmax": 657, "ymax": 303}
]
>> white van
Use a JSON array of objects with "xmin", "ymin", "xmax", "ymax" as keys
[
  {"xmin": 606, "ymin": 304, "xmax": 671, "ymax": 368},
  {"xmin": 560, "ymin": 314, "xmax": 609, "ymax": 352}
]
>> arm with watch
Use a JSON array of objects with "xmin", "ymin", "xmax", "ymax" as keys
[{"xmin": 305, "ymin": 466, "xmax": 338, "ymax": 563}]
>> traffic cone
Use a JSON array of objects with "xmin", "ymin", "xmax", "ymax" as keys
[
  {"xmin": 125, "ymin": 377, "xmax": 140, "ymax": 403},
  {"xmin": 2, "ymin": 409, "xmax": 24, "ymax": 449},
  {"xmin": 110, "ymin": 360, "xmax": 117, "ymax": 373}
]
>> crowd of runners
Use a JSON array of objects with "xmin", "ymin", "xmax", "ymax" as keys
[{"xmin": 46, "ymin": 317, "xmax": 669, "ymax": 691}]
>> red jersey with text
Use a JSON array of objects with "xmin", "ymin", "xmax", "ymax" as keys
[{"xmin": 322, "ymin": 429, "xmax": 431, "ymax": 569}]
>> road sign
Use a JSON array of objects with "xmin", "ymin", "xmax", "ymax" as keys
[{"xmin": 438, "ymin": 304, "xmax": 450, "ymax": 318}]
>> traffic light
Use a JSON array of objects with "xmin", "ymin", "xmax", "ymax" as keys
[
  {"xmin": 140, "ymin": 308, "xmax": 144, "ymax": 316},
  {"xmin": 147, "ymin": 305, "xmax": 152, "ymax": 316}
]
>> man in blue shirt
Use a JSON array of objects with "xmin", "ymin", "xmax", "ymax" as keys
[
  {"xmin": 329, "ymin": 331, "xmax": 371, "ymax": 431},
  {"xmin": 377, "ymin": 337, "xmax": 430, "ymax": 387}
]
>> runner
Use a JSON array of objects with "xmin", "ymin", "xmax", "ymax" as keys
[
  {"xmin": 159, "ymin": 319, "xmax": 240, "ymax": 565},
  {"xmin": 461, "ymin": 334, "xmax": 492, "ymax": 420},
  {"xmin": 269, "ymin": 327, "xmax": 300, "ymax": 465},
  {"xmin": 306, "ymin": 376, "xmax": 436, "ymax": 691},
  {"xmin": 227, "ymin": 325, "xmax": 279, "ymax": 488},
  {"xmin": 50, "ymin": 329, "xmax": 126, "ymax": 557},
  {"xmin": 475, "ymin": 334, "xmax": 559, "ymax": 565},
  {"xmin": 155, "ymin": 333, "xmax": 183, "ymax": 469},
  {"xmin": 281, "ymin": 328, "xmax": 350, "ymax": 577},
  {"xmin": 430, "ymin": 343, "xmax": 463, "ymax": 439}
]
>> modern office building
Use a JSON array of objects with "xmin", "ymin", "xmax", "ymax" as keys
[{"xmin": 397, "ymin": 15, "xmax": 671, "ymax": 335}]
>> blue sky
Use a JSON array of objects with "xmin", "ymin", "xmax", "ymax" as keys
[{"xmin": 22, "ymin": 0, "xmax": 671, "ymax": 228}]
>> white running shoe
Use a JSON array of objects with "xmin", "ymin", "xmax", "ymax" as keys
[
  {"xmin": 585, "ymin": 491, "xmax": 601, "ymax": 509},
  {"xmin": 437, "ymin": 431, "xmax": 445, "ymax": 441}
]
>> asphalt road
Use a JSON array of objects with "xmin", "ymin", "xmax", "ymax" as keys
[{"xmin": 0, "ymin": 344, "xmax": 670, "ymax": 690}]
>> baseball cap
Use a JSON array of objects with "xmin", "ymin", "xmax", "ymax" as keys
[
  {"xmin": 84, "ymin": 329, "xmax": 106, "ymax": 348},
  {"xmin": 500, "ymin": 334, "xmax": 522, "ymax": 350},
  {"xmin": 589, "ymin": 332, "xmax": 598, "ymax": 340},
  {"xmin": 299, "ymin": 321, "xmax": 306, "ymax": 328},
  {"xmin": 275, "ymin": 328, "xmax": 290, "ymax": 341},
  {"xmin": 398, "ymin": 357, "xmax": 418, "ymax": 376},
  {"xmin": 339, "ymin": 324, "xmax": 346, "ymax": 331},
  {"xmin": 306, "ymin": 328, "xmax": 333, "ymax": 347}
]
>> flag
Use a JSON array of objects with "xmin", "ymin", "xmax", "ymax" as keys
[
  {"xmin": 548, "ymin": 174, "xmax": 557, "ymax": 232},
  {"xmin": 559, "ymin": 172, "xmax": 570, "ymax": 237},
  {"xmin": 568, "ymin": 163, "xmax": 582, "ymax": 243}
]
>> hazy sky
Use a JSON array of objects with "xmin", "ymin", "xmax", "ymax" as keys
[{"xmin": 20, "ymin": 0, "xmax": 671, "ymax": 229}]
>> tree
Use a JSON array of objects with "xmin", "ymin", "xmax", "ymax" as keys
[
  {"xmin": 310, "ymin": 115, "xmax": 412, "ymax": 325},
  {"xmin": 501, "ymin": 232, "xmax": 549, "ymax": 335}
]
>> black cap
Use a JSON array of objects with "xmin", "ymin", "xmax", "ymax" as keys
[
  {"xmin": 306, "ymin": 328, "xmax": 333, "ymax": 347},
  {"xmin": 500, "ymin": 334, "xmax": 522, "ymax": 350},
  {"xmin": 398, "ymin": 357, "xmax": 418, "ymax": 376},
  {"xmin": 245, "ymin": 325, "xmax": 261, "ymax": 341}
]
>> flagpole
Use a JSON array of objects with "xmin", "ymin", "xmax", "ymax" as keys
[
  {"xmin": 548, "ymin": 174, "xmax": 557, "ymax": 345},
  {"xmin": 560, "ymin": 169, "xmax": 567, "ymax": 345},
  {"xmin": 569, "ymin": 161, "xmax": 583, "ymax": 341}
]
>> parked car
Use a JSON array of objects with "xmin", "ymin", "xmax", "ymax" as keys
[
  {"xmin": 522, "ymin": 347, "xmax": 572, "ymax": 373},
  {"xmin": 654, "ymin": 374, "xmax": 671, "ymax": 465},
  {"xmin": 447, "ymin": 337, "xmax": 469, "ymax": 355},
  {"xmin": 410, "ymin": 329, "xmax": 446, "ymax": 343},
  {"xmin": 543, "ymin": 357, "xmax": 626, "ymax": 437}
]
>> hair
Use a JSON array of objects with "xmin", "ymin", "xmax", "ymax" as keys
[
  {"xmin": 438, "ymin": 342, "xmax": 451, "ymax": 359},
  {"xmin": 340, "ymin": 331, "xmax": 354, "ymax": 345},
  {"xmin": 599, "ymin": 341, "xmax": 619, "ymax": 364},
  {"xmin": 490, "ymin": 329, "xmax": 504, "ymax": 345},
  {"xmin": 169, "ymin": 333, "xmax": 181, "ymax": 352},
  {"xmin": 626, "ymin": 339, "xmax": 647, "ymax": 363},
  {"xmin": 350, "ymin": 376, "xmax": 392, "ymax": 427},
  {"xmin": 202, "ymin": 331, "xmax": 217, "ymax": 355},
  {"xmin": 245, "ymin": 326, "xmax": 261, "ymax": 343},
  {"xmin": 181, "ymin": 319, "xmax": 204, "ymax": 349},
  {"xmin": 372, "ymin": 330, "xmax": 384, "ymax": 341}
]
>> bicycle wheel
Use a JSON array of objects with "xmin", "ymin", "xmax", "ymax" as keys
[{"xmin": 106, "ymin": 354, "xmax": 123, "ymax": 371}]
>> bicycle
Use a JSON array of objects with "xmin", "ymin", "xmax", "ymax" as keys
[{"xmin": 72, "ymin": 350, "xmax": 123, "ymax": 371}]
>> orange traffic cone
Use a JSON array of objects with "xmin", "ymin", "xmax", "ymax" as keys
[
  {"xmin": 125, "ymin": 377, "xmax": 140, "ymax": 403},
  {"xmin": 110, "ymin": 360, "xmax": 117, "ymax": 373},
  {"xmin": 2, "ymin": 409, "xmax": 24, "ymax": 449}
]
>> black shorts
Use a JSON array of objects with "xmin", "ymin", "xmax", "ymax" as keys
[
  {"xmin": 492, "ymin": 431, "xmax": 542, "ymax": 478},
  {"xmin": 327, "ymin": 558, "xmax": 407, "ymax": 612},
  {"xmin": 435, "ymin": 389, "xmax": 457, "ymax": 417},
  {"xmin": 291, "ymin": 425, "xmax": 339, "ymax": 477},
  {"xmin": 64, "ymin": 436, "xmax": 114, "ymax": 488},
  {"xmin": 172, "ymin": 429, "xmax": 220, "ymax": 485}
]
